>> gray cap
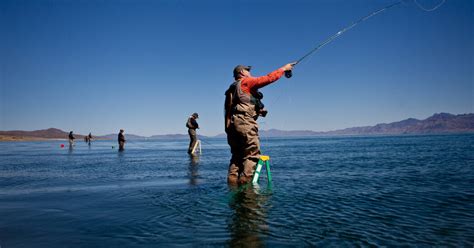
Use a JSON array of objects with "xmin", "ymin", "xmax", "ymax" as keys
[
  {"xmin": 192, "ymin": 113, "xmax": 199, "ymax": 118},
  {"xmin": 233, "ymin": 65, "xmax": 251, "ymax": 78}
]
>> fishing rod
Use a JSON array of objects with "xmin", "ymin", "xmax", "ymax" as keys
[{"xmin": 284, "ymin": 0, "xmax": 446, "ymax": 78}]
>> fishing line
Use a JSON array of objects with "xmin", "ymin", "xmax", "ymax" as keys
[
  {"xmin": 262, "ymin": 0, "xmax": 446, "ymax": 133},
  {"xmin": 258, "ymin": 121, "xmax": 269, "ymax": 154},
  {"xmin": 293, "ymin": 1, "xmax": 402, "ymax": 68},
  {"xmin": 284, "ymin": 0, "xmax": 446, "ymax": 78},
  {"xmin": 414, "ymin": 0, "xmax": 446, "ymax": 12},
  {"xmin": 253, "ymin": 0, "xmax": 446, "ymax": 152},
  {"xmin": 200, "ymin": 138, "xmax": 221, "ymax": 149},
  {"xmin": 269, "ymin": 1, "xmax": 410, "ymax": 107}
]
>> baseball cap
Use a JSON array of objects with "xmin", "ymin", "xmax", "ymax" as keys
[{"xmin": 233, "ymin": 65, "xmax": 251, "ymax": 78}]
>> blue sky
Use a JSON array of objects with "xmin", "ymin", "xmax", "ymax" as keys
[{"xmin": 1, "ymin": 0, "xmax": 472, "ymax": 136}]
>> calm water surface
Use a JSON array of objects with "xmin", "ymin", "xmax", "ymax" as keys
[{"xmin": 0, "ymin": 135, "xmax": 473, "ymax": 247}]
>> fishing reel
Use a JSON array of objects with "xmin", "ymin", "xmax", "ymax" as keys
[{"xmin": 285, "ymin": 62, "xmax": 297, "ymax": 78}]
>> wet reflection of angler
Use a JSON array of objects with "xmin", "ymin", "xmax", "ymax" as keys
[
  {"xmin": 188, "ymin": 154, "xmax": 200, "ymax": 186},
  {"xmin": 228, "ymin": 186, "xmax": 270, "ymax": 246}
]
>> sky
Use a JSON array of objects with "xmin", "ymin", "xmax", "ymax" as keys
[{"xmin": 1, "ymin": 0, "xmax": 472, "ymax": 136}]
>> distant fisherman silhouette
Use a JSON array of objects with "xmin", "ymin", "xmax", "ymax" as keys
[
  {"xmin": 186, "ymin": 113, "xmax": 199, "ymax": 154},
  {"xmin": 68, "ymin": 131, "xmax": 75, "ymax": 147},
  {"xmin": 118, "ymin": 129, "xmax": 126, "ymax": 151},
  {"xmin": 84, "ymin": 132, "xmax": 92, "ymax": 145},
  {"xmin": 224, "ymin": 63, "xmax": 295, "ymax": 185}
]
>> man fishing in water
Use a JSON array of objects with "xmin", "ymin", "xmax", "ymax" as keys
[
  {"xmin": 186, "ymin": 113, "xmax": 199, "ymax": 154},
  {"xmin": 68, "ymin": 131, "xmax": 76, "ymax": 147},
  {"xmin": 118, "ymin": 129, "xmax": 126, "ymax": 151},
  {"xmin": 225, "ymin": 62, "xmax": 295, "ymax": 185}
]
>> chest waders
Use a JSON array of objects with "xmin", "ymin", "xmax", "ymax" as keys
[
  {"xmin": 231, "ymin": 81, "xmax": 264, "ymax": 118},
  {"xmin": 230, "ymin": 82, "xmax": 272, "ymax": 186}
]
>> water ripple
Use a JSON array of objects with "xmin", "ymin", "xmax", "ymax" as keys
[{"xmin": 0, "ymin": 135, "xmax": 473, "ymax": 246}]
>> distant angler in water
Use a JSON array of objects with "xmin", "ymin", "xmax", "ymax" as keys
[
  {"xmin": 186, "ymin": 113, "xmax": 199, "ymax": 154},
  {"xmin": 68, "ymin": 131, "xmax": 75, "ymax": 147},
  {"xmin": 118, "ymin": 129, "xmax": 126, "ymax": 151},
  {"xmin": 84, "ymin": 132, "xmax": 92, "ymax": 145}
]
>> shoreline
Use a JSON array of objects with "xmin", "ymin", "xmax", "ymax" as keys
[{"xmin": 1, "ymin": 132, "xmax": 473, "ymax": 142}]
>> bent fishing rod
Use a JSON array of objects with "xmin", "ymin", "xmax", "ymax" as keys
[{"xmin": 284, "ymin": 0, "xmax": 446, "ymax": 78}]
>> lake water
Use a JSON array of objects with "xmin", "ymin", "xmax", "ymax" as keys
[{"xmin": 1, "ymin": 134, "xmax": 473, "ymax": 247}]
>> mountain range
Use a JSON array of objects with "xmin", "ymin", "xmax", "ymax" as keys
[
  {"xmin": 1, "ymin": 113, "xmax": 473, "ymax": 141},
  {"xmin": 217, "ymin": 113, "xmax": 474, "ymax": 137},
  {"xmin": 0, "ymin": 128, "xmax": 86, "ymax": 141},
  {"xmin": 324, "ymin": 113, "xmax": 474, "ymax": 135}
]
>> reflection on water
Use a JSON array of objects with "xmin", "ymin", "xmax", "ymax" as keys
[
  {"xmin": 0, "ymin": 135, "xmax": 473, "ymax": 246},
  {"xmin": 117, "ymin": 149, "xmax": 125, "ymax": 161},
  {"xmin": 227, "ymin": 185, "xmax": 272, "ymax": 247},
  {"xmin": 188, "ymin": 154, "xmax": 200, "ymax": 185}
]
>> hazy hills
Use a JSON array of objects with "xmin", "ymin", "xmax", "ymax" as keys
[
  {"xmin": 0, "ymin": 128, "xmax": 85, "ymax": 141},
  {"xmin": 1, "ymin": 113, "xmax": 472, "ymax": 141},
  {"xmin": 324, "ymin": 113, "xmax": 474, "ymax": 135},
  {"xmin": 219, "ymin": 113, "xmax": 474, "ymax": 137}
]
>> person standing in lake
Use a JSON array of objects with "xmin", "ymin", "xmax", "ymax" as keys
[
  {"xmin": 186, "ymin": 113, "xmax": 199, "ymax": 154},
  {"xmin": 87, "ymin": 132, "xmax": 92, "ymax": 145},
  {"xmin": 224, "ymin": 63, "xmax": 295, "ymax": 185},
  {"xmin": 118, "ymin": 129, "xmax": 126, "ymax": 151},
  {"xmin": 68, "ymin": 131, "xmax": 76, "ymax": 147}
]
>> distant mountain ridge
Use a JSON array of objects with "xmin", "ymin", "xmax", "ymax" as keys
[
  {"xmin": 1, "ymin": 113, "xmax": 473, "ymax": 141},
  {"xmin": 230, "ymin": 113, "xmax": 474, "ymax": 137},
  {"xmin": 325, "ymin": 113, "xmax": 474, "ymax": 135},
  {"xmin": 0, "ymin": 128, "xmax": 85, "ymax": 139}
]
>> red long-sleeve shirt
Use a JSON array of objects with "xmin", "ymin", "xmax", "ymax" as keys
[{"xmin": 240, "ymin": 68, "xmax": 285, "ymax": 95}]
